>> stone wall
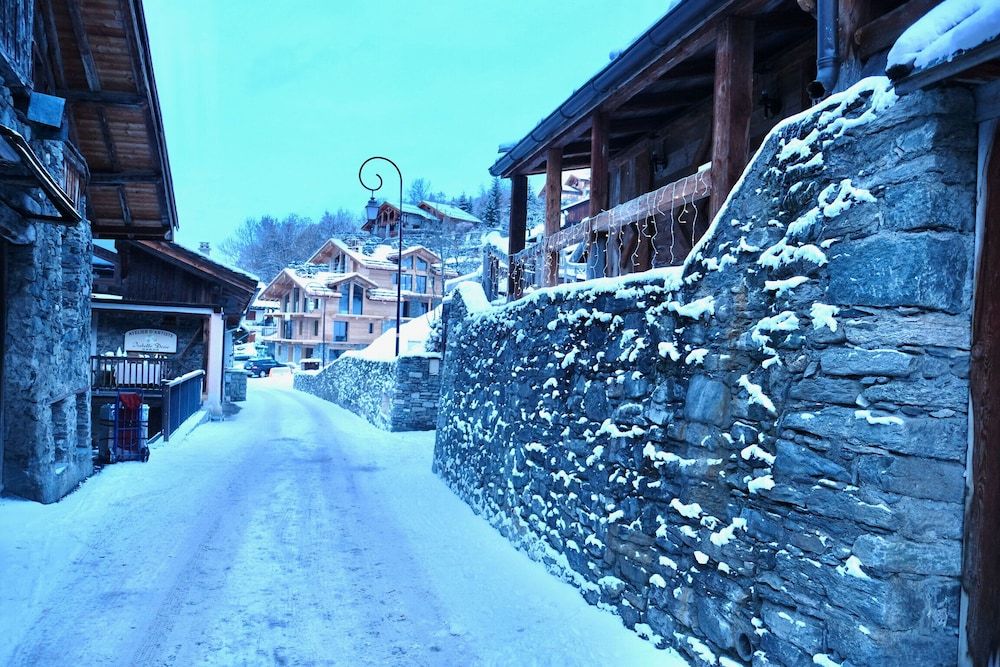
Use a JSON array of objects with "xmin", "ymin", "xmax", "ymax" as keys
[
  {"xmin": 433, "ymin": 80, "xmax": 976, "ymax": 666},
  {"xmin": 0, "ymin": 79, "xmax": 95, "ymax": 503},
  {"xmin": 294, "ymin": 353, "xmax": 441, "ymax": 431}
]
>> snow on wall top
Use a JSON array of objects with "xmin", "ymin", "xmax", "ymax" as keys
[{"xmin": 887, "ymin": 0, "xmax": 1000, "ymax": 77}]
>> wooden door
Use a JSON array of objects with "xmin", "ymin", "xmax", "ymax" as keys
[{"xmin": 968, "ymin": 125, "xmax": 1000, "ymax": 667}]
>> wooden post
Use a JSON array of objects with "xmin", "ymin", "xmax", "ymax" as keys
[
  {"xmin": 709, "ymin": 17, "xmax": 755, "ymax": 227},
  {"xmin": 586, "ymin": 111, "xmax": 612, "ymax": 278},
  {"xmin": 544, "ymin": 148, "xmax": 562, "ymax": 287},
  {"xmin": 507, "ymin": 174, "xmax": 528, "ymax": 299}
]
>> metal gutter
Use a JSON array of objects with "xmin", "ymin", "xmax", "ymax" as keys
[
  {"xmin": 891, "ymin": 38, "xmax": 1000, "ymax": 95},
  {"xmin": 489, "ymin": 0, "xmax": 719, "ymax": 178}
]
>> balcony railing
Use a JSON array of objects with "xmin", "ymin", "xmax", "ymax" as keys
[
  {"xmin": 0, "ymin": 0, "xmax": 33, "ymax": 88},
  {"xmin": 508, "ymin": 166, "xmax": 713, "ymax": 295},
  {"xmin": 91, "ymin": 356, "xmax": 174, "ymax": 392}
]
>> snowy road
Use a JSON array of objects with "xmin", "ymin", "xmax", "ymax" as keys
[{"xmin": 0, "ymin": 373, "xmax": 684, "ymax": 666}]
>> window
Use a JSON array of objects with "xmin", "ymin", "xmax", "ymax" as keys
[
  {"xmin": 313, "ymin": 320, "xmax": 319, "ymax": 336},
  {"xmin": 381, "ymin": 320, "xmax": 395, "ymax": 334},
  {"xmin": 334, "ymin": 321, "xmax": 348, "ymax": 342},
  {"xmin": 368, "ymin": 323, "xmax": 374, "ymax": 334},
  {"xmin": 416, "ymin": 275, "xmax": 427, "ymax": 293},
  {"xmin": 304, "ymin": 346, "xmax": 314, "ymax": 359},
  {"xmin": 401, "ymin": 274, "xmax": 412, "ymax": 291},
  {"xmin": 416, "ymin": 258, "xmax": 428, "ymax": 272},
  {"xmin": 297, "ymin": 320, "xmax": 303, "ymax": 335},
  {"xmin": 431, "ymin": 277, "xmax": 436, "ymax": 294},
  {"xmin": 391, "ymin": 273, "xmax": 398, "ymax": 285},
  {"xmin": 339, "ymin": 285, "xmax": 350, "ymax": 314},
  {"xmin": 292, "ymin": 288, "xmax": 300, "ymax": 312},
  {"xmin": 404, "ymin": 256, "xmax": 414, "ymax": 269},
  {"xmin": 352, "ymin": 284, "xmax": 363, "ymax": 315}
]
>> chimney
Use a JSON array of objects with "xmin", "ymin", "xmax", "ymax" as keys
[{"xmin": 199, "ymin": 242, "xmax": 211, "ymax": 256}]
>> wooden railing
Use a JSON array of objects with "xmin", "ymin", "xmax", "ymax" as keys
[
  {"xmin": 513, "ymin": 166, "xmax": 713, "ymax": 268},
  {"xmin": 91, "ymin": 356, "xmax": 174, "ymax": 391},
  {"xmin": 0, "ymin": 0, "xmax": 33, "ymax": 87}
]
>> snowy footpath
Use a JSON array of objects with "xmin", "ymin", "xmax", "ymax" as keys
[{"xmin": 0, "ymin": 372, "xmax": 686, "ymax": 667}]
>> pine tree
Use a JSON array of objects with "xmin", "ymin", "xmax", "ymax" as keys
[
  {"xmin": 456, "ymin": 193, "xmax": 473, "ymax": 213},
  {"xmin": 480, "ymin": 176, "xmax": 505, "ymax": 230}
]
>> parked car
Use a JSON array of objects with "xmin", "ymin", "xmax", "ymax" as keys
[{"xmin": 244, "ymin": 357, "xmax": 285, "ymax": 377}]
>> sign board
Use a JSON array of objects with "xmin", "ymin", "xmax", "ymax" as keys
[{"xmin": 124, "ymin": 329, "xmax": 177, "ymax": 354}]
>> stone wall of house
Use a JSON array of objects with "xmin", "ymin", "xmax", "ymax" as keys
[
  {"xmin": 94, "ymin": 311, "xmax": 206, "ymax": 377},
  {"xmin": 433, "ymin": 80, "xmax": 976, "ymax": 666},
  {"xmin": 294, "ymin": 353, "xmax": 442, "ymax": 431},
  {"xmin": 0, "ymin": 80, "xmax": 95, "ymax": 503}
]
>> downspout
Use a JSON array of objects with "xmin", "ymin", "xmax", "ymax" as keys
[{"xmin": 808, "ymin": 0, "xmax": 840, "ymax": 101}]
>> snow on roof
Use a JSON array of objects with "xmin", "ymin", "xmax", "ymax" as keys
[
  {"xmin": 251, "ymin": 298, "xmax": 279, "ymax": 309},
  {"xmin": 421, "ymin": 201, "xmax": 482, "ymax": 224},
  {"xmin": 348, "ymin": 306, "xmax": 442, "ymax": 361},
  {"xmin": 173, "ymin": 242, "xmax": 261, "ymax": 283},
  {"xmin": 887, "ymin": 0, "xmax": 1000, "ymax": 77}
]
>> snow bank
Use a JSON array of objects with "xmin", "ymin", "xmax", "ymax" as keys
[{"xmin": 349, "ymin": 307, "xmax": 442, "ymax": 361}]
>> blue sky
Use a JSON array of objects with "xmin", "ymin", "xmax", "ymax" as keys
[{"xmin": 143, "ymin": 1, "xmax": 671, "ymax": 249}]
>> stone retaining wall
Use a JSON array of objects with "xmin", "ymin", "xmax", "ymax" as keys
[
  {"xmin": 294, "ymin": 353, "xmax": 441, "ymax": 431},
  {"xmin": 433, "ymin": 80, "xmax": 976, "ymax": 666}
]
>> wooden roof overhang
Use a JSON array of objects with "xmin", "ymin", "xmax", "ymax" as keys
[
  {"xmin": 43, "ymin": 0, "xmax": 178, "ymax": 240},
  {"xmin": 129, "ymin": 241, "xmax": 257, "ymax": 323},
  {"xmin": 490, "ymin": 0, "xmax": 815, "ymax": 178}
]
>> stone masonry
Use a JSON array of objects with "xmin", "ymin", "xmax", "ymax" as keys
[
  {"xmin": 433, "ymin": 80, "xmax": 976, "ymax": 666},
  {"xmin": 0, "ymin": 83, "xmax": 94, "ymax": 503},
  {"xmin": 295, "ymin": 353, "xmax": 442, "ymax": 431}
]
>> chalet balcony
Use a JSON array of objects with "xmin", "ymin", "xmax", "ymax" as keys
[{"xmin": 91, "ymin": 356, "xmax": 175, "ymax": 395}]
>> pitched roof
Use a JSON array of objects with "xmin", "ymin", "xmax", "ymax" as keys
[{"xmin": 419, "ymin": 201, "xmax": 482, "ymax": 224}]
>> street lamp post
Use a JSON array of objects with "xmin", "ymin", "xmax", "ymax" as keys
[{"xmin": 359, "ymin": 156, "xmax": 404, "ymax": 358}]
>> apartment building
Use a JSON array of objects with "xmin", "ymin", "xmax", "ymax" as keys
[{"xmin": 260, "ymin": 239, "xmax": 448, "ymax": 363}]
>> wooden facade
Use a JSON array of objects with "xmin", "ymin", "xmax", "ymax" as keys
[{"xmin": 495, "ymin": 0, "xmax": 934, "ymax": 290}]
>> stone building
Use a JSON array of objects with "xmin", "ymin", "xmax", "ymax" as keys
[
  {"xmin": 436, "ymin": 1, "xmax": 1000, "ymax": 665},
  {"xmin": 0, "ymin": 0, "xmax": 177, "ymax": 503}
]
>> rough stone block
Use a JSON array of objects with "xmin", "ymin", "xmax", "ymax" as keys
[
  {"xmin": 819, "ymin": 348, "xmax": 915, "ymax": 377},
  {"xmin": 852, "ymin": 534, "xmax": 961, "ymax": 577},
  {"xmin": 826, "ymin": 234, "xmax": 969, "ymax": 313},
  {"xmin": 683, "ymin": 374, "xmax": 730, "ymax": 426}
]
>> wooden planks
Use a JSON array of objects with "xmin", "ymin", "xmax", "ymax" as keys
[
  {"xmin": 709, "ymin": 17, "xmax": 754, "ymax": 225},
  {"xmin": 855, "ymin": 0, "xmax": 940, "ymax": 61}
]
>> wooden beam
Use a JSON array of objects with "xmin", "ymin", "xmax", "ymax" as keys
[
  {"xmin": 590, "ymin": 111, "xmax": 609, "ymax": 218},
  {"xmin": 544, "ymin": 148, "xmax": 563, "ymax": 287},
  {"xmin": 118, "ymin": 188, "xmax": 133, "ymax": 226},
  {"xmin": 61, "ymin": 90, "xmax": 148, "ymax": 108},
  {"xmin": 709, "ymin": 17, "xmax": 755, "ymax": 226},
  {"xmin": 39, "ymin": 0, "xmax": 66, "ymax": 91},
  {"xmin": 89, "ymin": 171, "xmax": 162, "ymax": 185},
  {"xmin": 508, "ymin": 174, "xmax": 528, "ymax": 299},
  {"xmin": 855, "ymin": 0, "xmax": 939, "ymax": 61},
  {"xmin": 66, "ymin": 1, "xmax": 101, "ymax": 91}
]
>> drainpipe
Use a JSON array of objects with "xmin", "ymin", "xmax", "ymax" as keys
[{"xmin": 808, "ymin": 0, "xmax": 840, "ymax": 101}]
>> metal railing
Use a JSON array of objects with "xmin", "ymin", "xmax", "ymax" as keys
[
  {"xmin": 162, "ymin": 370, "xmax": 205, "ymax": 441},
  {"xmin": 91, "ymin": 356, "xmax": 174, "ymax": 391}
]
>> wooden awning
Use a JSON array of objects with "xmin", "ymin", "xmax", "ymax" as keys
[{"xmin": 43, "ymin": 0, "xmax": 178, "ymax": 239}]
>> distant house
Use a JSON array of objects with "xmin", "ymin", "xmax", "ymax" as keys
[
  {"xmin": 361, "ymin": 199, "xmax": 483, "ymax": 238},
  {"xmin": 259, "ymin": 239, "xmax": 449, "ymax": 363}
]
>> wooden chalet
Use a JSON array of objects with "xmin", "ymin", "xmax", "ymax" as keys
[
  {"xmin": 494, "ymin": 0, "xmax": 947, "ymax": 296},
  {"xmin": 259, "ymin": 239, "xmax": 448, "ymax": 363},
  {"xmin": 91, "ymin": 241, "xmax": 257, "ymax": 435}
]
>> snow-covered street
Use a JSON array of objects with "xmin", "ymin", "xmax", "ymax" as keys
[{"xmin": 0, "ymin": 373, "xmax": 683, "ymax": 667}]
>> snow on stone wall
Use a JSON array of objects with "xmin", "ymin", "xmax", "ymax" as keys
[
  {"xmin": 433, "ymin": 79, "xmax": 977, "ymax": 667},
  {"xmin": 294, "ymin": 354, "xmax": 441, "ymax": 431}
]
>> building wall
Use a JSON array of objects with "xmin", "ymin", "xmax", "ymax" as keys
[
  {"xmin": 294, "ymin": 353, "xmax": 441, "ymax": 431},
  {"xmin": 2, "ymin": 178, "xmax": 94, "ymax": 503},
  {"xmin": 433, "ymin": 82, "xmax": 977, "ymax": 666}
]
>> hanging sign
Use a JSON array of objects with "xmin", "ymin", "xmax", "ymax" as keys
[{"xmin": 124, "ymin": 328, "xmax": 177, "ymax": 353}]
